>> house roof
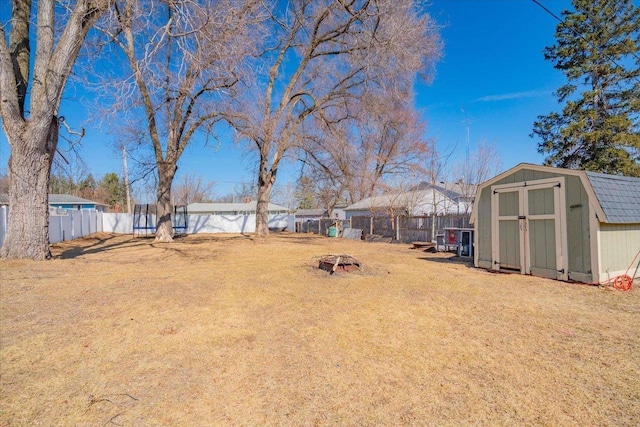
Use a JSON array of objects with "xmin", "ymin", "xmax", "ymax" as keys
[
  {"xmin": 187, "ymin": 200, "xmax": 289, "ymax": 214},
  {"xmin": 344, "ymin": 184, "xmax": 471, "ymax": 212},
  {"xmin": 0, "ymin": 193, "xmax": 106, "ymax": 206},
  {"xmin": 49, "ymin": 194, "xmax": 107, "ymax": 206},
  {"xmin": 413, "ymin": 181, "xmax": 469, "ymax": 200},
  {"xmin": 585, "ymin": 171, "xmax": 640, "ymax": 223},
  {"xmin": 471, "ymin": 163, "xmax": 640, "ymax": 224},
  {"xmin": 344, "ymin": 191, "xmax": 426, "ymax": 211}
]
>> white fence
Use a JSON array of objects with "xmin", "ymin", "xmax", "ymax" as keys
[
  {"xmin": 0, "ymin": 206, "xmax": 7, "ymax": 248},
  {"xmin": 0, "ymin": 207, "xmax": 295, "ymax": 247},
  {"xmin": 49, "ymin": 210, "xmax": 102, "ymax": 244}
]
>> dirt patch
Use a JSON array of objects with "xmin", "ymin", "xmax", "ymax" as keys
[{"xmin": 1, "ymin": 233, "xmax": 639, "ymax": 426}]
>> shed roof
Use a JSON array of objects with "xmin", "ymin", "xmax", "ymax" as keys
[
  {"xmin": 187, "ymin": 200, "xmax": 288, "ymax": 213},
  {"xmin": 585, "ymin": 171, "xmax": 640, "ymax": 223},
  {"xmin": 472, "ymin": 163, "xmax": 640, "ymax": 224}
]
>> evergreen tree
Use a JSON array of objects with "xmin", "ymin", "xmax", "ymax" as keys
[
  {"xmin": 99, "ymin": 173, "xmax": 127, "ymax": 211},
  {"xmin": 78, "ymin": 174, "xmax": 98, "ymax": 200},
  {"xmin": 532, "ymin": 0, "xmax": 640, "ymax": 176},
  {"xmin": 49, "ymin": 174, "xmax": 77, "ymax": 195},
  {"xmin": 294, "ymin": 176, "xmax": 317, "ymax": 210}
]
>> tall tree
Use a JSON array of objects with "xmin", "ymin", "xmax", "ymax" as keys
[
  {"xmin": 423, "ymin": 138, "xmax": 453, "ymax": 241},
  {"xmin": 77, "ymin": 173, "xmax": 98, "ymax": 200},
  {"xmin": 293, "ymin": 175, "xmax": 317, "ymax": 210},
  {"xmin": 532, "ymin": 0, "xmax": 640, "ymax": 176},
  {"xmin": 94, "ymin": 0, "xmax": 263, "ymax": 241},
  {"xmin": 226, "ymin": 0, "xmax": 442, "ymax": 237},
  {"xmin": 97, "ymin": 172, "xmax": 127, "ymax": 211},
  {"xmin": 300, "ymin": 94, "xmax": 430, "ymax": 207},
  {"xmin": 0, "ymin": 0, "xmax": 110, "ymax": 259}
]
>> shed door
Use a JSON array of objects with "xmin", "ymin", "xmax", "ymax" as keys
[
  {"xmin": 526, "ymin": 186, "xmax": 560, "ymax": 279},
  {"xmin": 491, "ymin": 178, "xmax": 568, "ymax": 280},
  {"xmin": 496, "ymin": 189, "xmax": 523, "ymax": 271}
]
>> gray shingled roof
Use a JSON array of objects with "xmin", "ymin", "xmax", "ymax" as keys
[
  {"xmin": 585, "ymin": 171, "xmax": 640, "ymax": 223},
  {"xmin": 344, "ymin": 188, "xmax": 463, "ymax": 211},
  {"xmin": 413, "ymin": 181, "xmax": 469, "ymax": 200},
  {"xmin": 48, "ymin": 194, "xmax": 106, "ymax": 205},
  {"xmin": 344, "ymin": 192, "xmax": 416, "ymax": 211}
]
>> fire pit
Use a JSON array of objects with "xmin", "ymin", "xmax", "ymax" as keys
[{"xmin": 318, "ymin": 255, "xmax": 361, "ymax": 274}]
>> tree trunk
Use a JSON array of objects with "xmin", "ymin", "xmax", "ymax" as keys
[
  {"xmin": 155, "ymin": 162, "xmax": 177, "ymax": 243},
  {"xmin": 255, "ymin": 178, "xmax": 273, "ymax": 238},
  {"xmin": 0, "ymin": 117, "xmax": 58, "ymax": 259}
]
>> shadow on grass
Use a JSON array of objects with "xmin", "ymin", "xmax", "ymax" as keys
[
  {"xmin": 275, "ymin": 232, "xmax": 368, "ymax": 245},
  {"xmin": 53, "ymin": 233, "xmax": 292, "ymax": 259},
  {"xmin": 285, "ymin": 235, "xmax": 333, "ymax": 244},
  {"xmin": 169, "ymin": 233, "xmax": 255, "ymax": 245},
  {"xmin": 418, "ymin": 254, "xmax": 475, "ymax": 269},
  {"xmin": 55, "ymin": 234, "xmax": 151, "ymax": 259}
]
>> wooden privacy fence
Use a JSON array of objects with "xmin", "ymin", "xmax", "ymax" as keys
[{"xmin": 348, "ymin": 214, "xmax": 471, "ymax": 243}]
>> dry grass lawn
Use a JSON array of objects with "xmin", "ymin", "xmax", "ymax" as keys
[{"xmin": 1, "ymin": 233, "xmax": 639, "ymax": 426}]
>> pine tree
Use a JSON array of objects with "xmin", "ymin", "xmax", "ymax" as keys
[
  {"xmin": 99, "ymin": 173, "xmax": 127, "ymax": 211},
  {"xmin": 532, "ymin": 0, "xmax": 640, "ymax": 176},
  {"xmin": 294, "ymin": 176, "xmax": 317, "ymax": 210}
]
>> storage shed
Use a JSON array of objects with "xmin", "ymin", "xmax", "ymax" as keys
[{"xmin": 470, "ymin": 163, "xmax": 640, "ymax": 284}]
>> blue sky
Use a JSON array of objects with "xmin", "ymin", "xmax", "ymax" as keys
[
  {"xmin": 1, "ymin": 0, "xmax": 578, "ymax": 198},
  {"xmin": 420, "ymin": 0, "xmax": 573, "ymax": 168}
]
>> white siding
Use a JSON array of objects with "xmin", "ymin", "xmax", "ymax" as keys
[{"xmin": 599, "ymin": 223, "xmax": 640, "ymax": 280}]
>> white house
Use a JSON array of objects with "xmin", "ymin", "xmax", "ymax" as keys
[
  {"xmin": 344, "ymin": 185, "xmax": 470, "ymax": 219},
  {"xmin": 187, "ymin": 200, "xmax": 289, "ymax": 215}
]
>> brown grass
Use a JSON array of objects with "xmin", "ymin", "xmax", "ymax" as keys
[{"xmin": 1, "ymin": 233, "xmax": 639, "ymax": 426}]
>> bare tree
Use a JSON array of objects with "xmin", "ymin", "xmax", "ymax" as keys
[
  {"xmin": 214, "ymin": 180, "xmax": 256, "ymax": 203},
  {"xmin": 93, "ymin": 0, "xmax": 263, "ymax": 241},
  {"xmin": 172, "ymin": 173, "xmax": 215, "ymax": 205},
  {"xmin": 423, "ymin": 138, "xmax": 454, "ymax": 241},
  {"xmin": 0, "ymin": 0, "xmax": 111, "ymax": 259},
  {"xmin": 454, "ymin": 140, "xmax": 503, "ymax": 214},
  {"xmin": 225, "ymin": 0, "xmax": 442, "ymax": 237},
  {"xmin": 271, "ymin": 182, "xmax": 296, "ymax": 211},
  {"xmin": 300, "ymin": 95, "xmax": 430, "ymax": 207}
]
